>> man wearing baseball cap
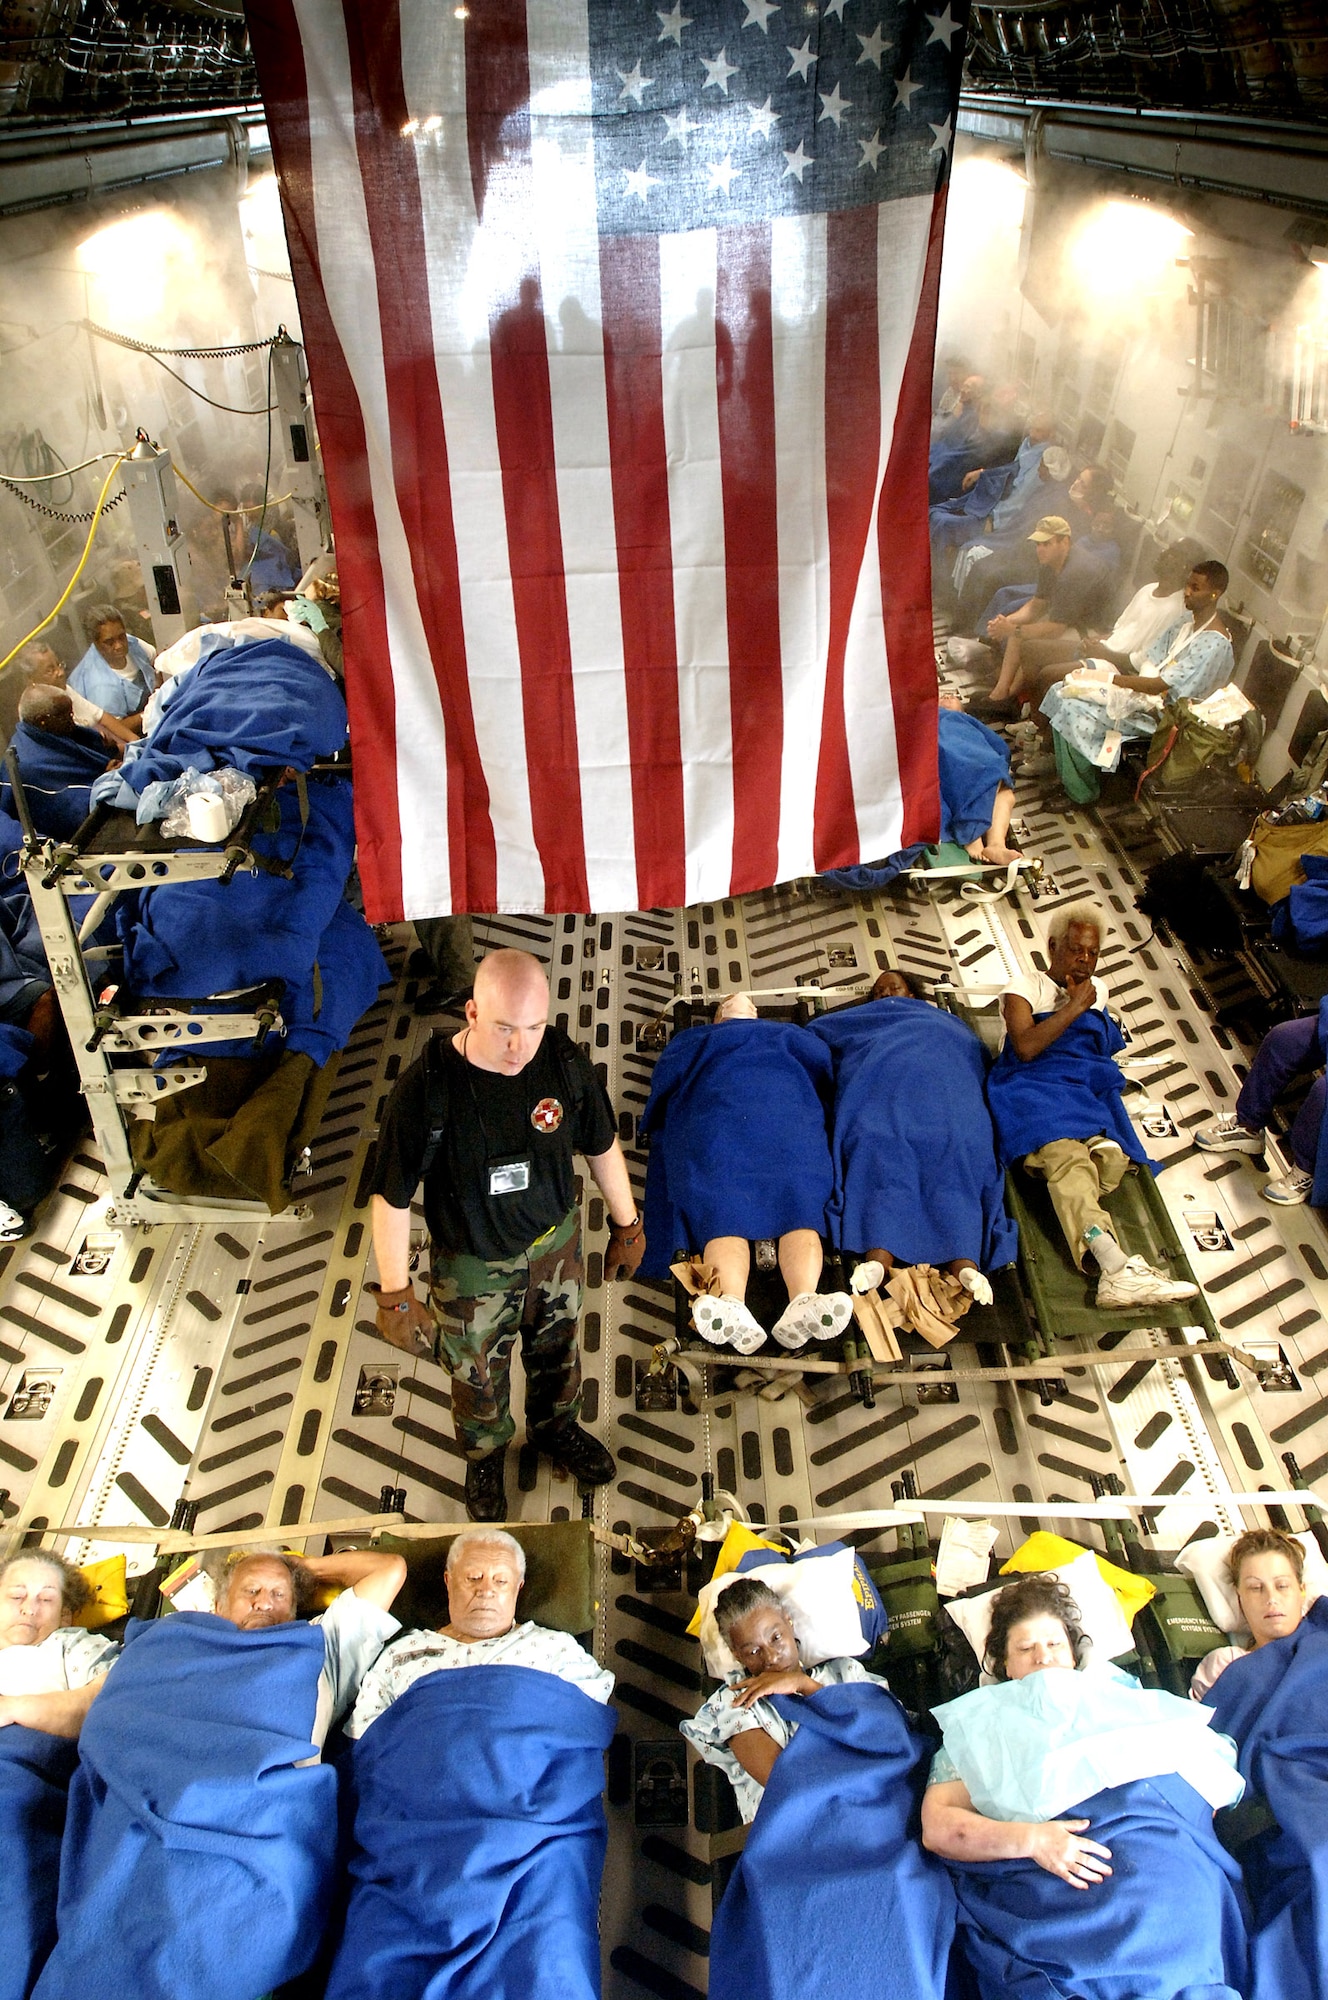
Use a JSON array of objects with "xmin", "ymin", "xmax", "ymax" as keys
[{"xmin": 967, "ymin": 515, "xmax": 1111, "ymax": 722}]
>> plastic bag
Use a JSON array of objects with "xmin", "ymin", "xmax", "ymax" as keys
[{"xmin": 160, "ymin": 766, "xmax": 257, "ymax": 843}]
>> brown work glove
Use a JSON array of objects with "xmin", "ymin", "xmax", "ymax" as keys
[
  {"xmin": 367, "ymin": 1283, "xmax": 436, "ymax": 1360},
  {"xmin": 604, "ymin": 1215, "xmax": 646, "ymax": 1282}
]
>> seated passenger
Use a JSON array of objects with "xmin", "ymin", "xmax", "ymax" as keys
[
  {"xmin": 68, "ymin": 602, "xmax": 157, "ymax": 720},
  {"xmin": 988, "ymin": 903, "xmax": 1198, "ymax": 1312},
  {"xmin": 1196, "ymin": 1009, "xmax": 1328, "ymax": 1207},
  {"xmin": 923, "ymin": 1575, "xmax": 1248, "ymax": 2000},
  {"xmin": 326, "ymin": 1531, "xmax": 616, "ymax": 2000},
  {"xmin": 0, "ymin": 1552, "xmax": 118, "ymax": 1737},
  {"xmin": 1190, "ymin": 1529, "xmax": 1309, "ymax": 1700},
  {"xmin": 1037, "ymin": 561, "xmax": 1234, "ymax": 804},
  {"xmin": 19, "ymin": 641, "xmax": 140, "ymax": 748},
  {"xmin": 964, "ymin": 516, "xmax": 1111, "ymax": 722},
  {"xmin": 639, "ymin": 993, "xmax": 853, "ymax": 1353},
  {"xmin": 680, "ymin": 1576, "xmax": 885, "ymax": 1823},
  {"xmin": 1, "ymin": 686, "xmax": 115, "ymax": 840},
  {"xmin": 30, "ymin": 1545, "xmax": 404, "ymax": 2000},
  {"xmin": 806, "ymin": 971, "xmax": 1018, "ymax": 1307}
]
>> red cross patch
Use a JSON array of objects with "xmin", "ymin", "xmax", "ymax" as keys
[{"xmin": 531, "ymin": 1096, "xmax": 564, "ymax": 1134}]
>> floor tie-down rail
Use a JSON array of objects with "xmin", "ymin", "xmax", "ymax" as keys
[{"xmin": 7, "ymin": 750, "xmax": 292, "ymax": 1228}]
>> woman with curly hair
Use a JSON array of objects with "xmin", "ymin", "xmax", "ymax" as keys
[
  {"xmin": 0, "ymin": 1549, "xmax": 117, "ymax": 1738},
  {"xmin": 922, "ymin": 1574, "xmax": 1250, "ymax": 1999}
]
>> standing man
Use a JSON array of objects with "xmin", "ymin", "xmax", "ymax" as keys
[{"xmin": 368, "ymin": 948, "xmax": 645, "ymax": 1521}]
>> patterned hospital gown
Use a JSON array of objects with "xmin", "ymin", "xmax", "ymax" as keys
[
  {"xmin": 0, "ymin": 1626, "xmax": 120, "ymax": 1697},
  {"xmin": 344, "ymin": 1619, "xmax": 615, "ymax": 1737},
  {"xmin": 1040, "ymin": 616, "xmax": 1235, "ymax": 774},
  {"xmin": 681, "ymin": 1657, "xmax": 887, "ymax": 1822}
]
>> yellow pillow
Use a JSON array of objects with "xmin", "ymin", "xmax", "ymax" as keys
[
  {"xmin": 1000, "ymin": 1532, "xmax": 1155, "ymax": 1626},
  {"xmin": 686, "ymin": 1521, "xmax": 785, "ymax": 1637},
  {"xmin": 72, "ymin": 1554, "xmax": 129, "ymax": 1630}
]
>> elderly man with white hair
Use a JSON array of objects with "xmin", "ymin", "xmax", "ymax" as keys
[
  {"xmin": 344, "ymin": 1529, "xmax": 613, "ymax": 1735},
  {"xmin": 987, "ymin": 903, "xmax": 1198, "ymax": 1312},
  {"xmin": 325, "ymin": 1530, "xmax": 616, "ymax": 2000}
]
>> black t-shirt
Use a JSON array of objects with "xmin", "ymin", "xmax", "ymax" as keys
[
  {"xmin": 369, "ymin": 1027, "xmax": 618, "ymax": 1260},
  {"xmin": 1043, "ymin": 543, "xmax": 1109, "ymax": 630}
]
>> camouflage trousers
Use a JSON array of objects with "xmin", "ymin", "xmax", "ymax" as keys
[{"xmin": 428, "ymin": 1207, "xmax": 583, "ymax": 1461}]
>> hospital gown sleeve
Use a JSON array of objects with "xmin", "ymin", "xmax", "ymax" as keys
[{"xmin": 312, "ymin": 1588, "xmax": 401, "ymax": 1743}]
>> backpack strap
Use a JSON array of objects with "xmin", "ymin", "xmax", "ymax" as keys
[{"xmin": 418, "ymin": 1034, "xmax": 451, "ymax": 1180}]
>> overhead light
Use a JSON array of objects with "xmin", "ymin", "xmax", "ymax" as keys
[
  {"xmin": 1066, "ymin": 199, "xmax": 1192, "ymax": 302},
  {"xmin": 77, "ymin": 209, "xmax": 194, "ymax": 324}
]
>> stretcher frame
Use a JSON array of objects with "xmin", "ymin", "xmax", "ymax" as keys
[{"xmin": 6, "ymin": 749, "xmax": 298, "ymax": 1228}]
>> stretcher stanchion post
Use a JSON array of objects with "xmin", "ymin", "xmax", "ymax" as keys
[{"xmin": 1282, "ymin": 1451, "xmax": 1328, "ymax": 1559}]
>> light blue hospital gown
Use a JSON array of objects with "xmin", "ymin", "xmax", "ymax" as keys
[
  {"xmin": 1040, "ymin": 617, "xmax": 1234, "ymax": 774},
  {"xmin": 681, "ymin": 1657, "xmax": 887, "ymax": 1822},
  {"xmin": 343, "ymin": 1619, "xmax": 615, "ymax": 1738}
]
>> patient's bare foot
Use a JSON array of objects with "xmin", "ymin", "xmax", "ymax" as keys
[{"xmin": 978, "ymin": 842, "xmax": 1022, "ymax": 865}]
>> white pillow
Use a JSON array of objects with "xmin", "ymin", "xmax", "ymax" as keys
[
  {"xmin": 945, "ymin": 1550, "xmax": 1136, "ymax": 1671},
  {"xmin": 696, "ymin": 1548, "xmax": 868, "ymax": 1677},
  {"xmin": 1175, "ymin": 1531, "xmax": 1326, "ymax": 1637}
]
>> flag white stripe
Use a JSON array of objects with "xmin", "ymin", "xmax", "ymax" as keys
[
  {"xmin": 400, "ymin": 0, "xmax": 546, "ymax": 913},
  {"xmin": 842, "ymin": 191, "xmax": 934, "ymax": 862},
  {"xmin": 527, "ymin": 0, "xmax": 640, "ymax": 913},
  {"xmin": 658, "ymin": 228, "xmax": 735, "ymax": 907},
  {"xmin": 293, "ymin": 0, "xmax": 455, "ymax": 920},
  {"xmin": 770, "ymin": 208, "xmax": 830, "ymax": 886}
]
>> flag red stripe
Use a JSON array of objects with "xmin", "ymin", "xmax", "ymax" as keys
[
  {"xmin": 878, "ymin": 188, "xmax": 947, "ymax": 850},
  {"xmin": 599, "ymin": 233, "xmax": 687, "ymax": 911},
  {"xmin": 246, "ymin": 1, "xmax": 404, "ymax": 922},
  {"xmin": 715, "ymin": 224, "xmax": 782, "ymax": 895},
  {"xmin": 813, "ymin": 204, "xmax": 882, "ymax": 872},
  {"xmin": 345, "ymin": 3, "xmax": 498, "ymax": 912},
  {"xmin": 466, "ymin": 0, "xmax": 590, "ymax": 912}
]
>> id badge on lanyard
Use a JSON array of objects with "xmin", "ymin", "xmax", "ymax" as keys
[{"xmin": 488, "ymin": 1154, "xmax": 532, "ymax": 1196}]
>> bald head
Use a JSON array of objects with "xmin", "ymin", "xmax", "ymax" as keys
[
  {"xmin": 715, "ymin": 992, "xmax": 757, "ymax": 1021},
  {"xmin": 463, "ymin": 949, "xmax": 550, "ymax": 1076},
  {"xmin": 19, "ymin": 684, "xmax": 75, "ymax": 735}
]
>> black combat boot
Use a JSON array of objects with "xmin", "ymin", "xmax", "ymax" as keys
[
  {"xmin": 464, "ymin": 1445, "xmax": 509, "ymax": 1522},
  {"xmin": 531, "ymin": 1420, "xmax": 616, "ymax": 1487}
]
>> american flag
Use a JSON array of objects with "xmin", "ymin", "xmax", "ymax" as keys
[{"xmin": 247, "ymin": 0, "xmax": 964, "ymax": 919}]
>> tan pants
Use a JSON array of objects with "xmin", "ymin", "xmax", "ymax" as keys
[{"xmin": 1023, "ymin": 1136, "xmax": 1129, "ymax": 1269}]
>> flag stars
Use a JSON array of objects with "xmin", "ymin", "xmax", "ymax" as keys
[
  {"xmin": 786, "ymin": 37, "xmax": 815, "ymax": 80},
  {"xmin": 701, "ymin": 46, "xmax": 740, "ymax": 91},
  {"xmin": 656, "ymin": 0, "xmax": 691, "ymax": 43},
  {"xmin": 926, "ymin": 5, "xmax": 962, "ymax": 46},
  {"xmin": 782, "ymin": 139, "xmax": 812, "ymax": 180},
  {"xmin": 857, "ymin": 127, "xmax": 884, "ymax": 170},
  {"xmin": 661, "ymin": 103, "xmax": 697, "ymax": 149},
  {"xmin": 893, "ymin": 66, "xmax": 921, "ymax": 109},
  {"xmin": 618, "ymin": 59, "xmax": 653, "ymax": 105},
  {"xmin": 818, "ymin": 80, "xmax": 849, "ymax": 126},
  {"xmin": 622, "ymin": 160, "xmax": 661, "ymax": 203},
  {"xmin": 928, "ymin": 114, "xmax": 953, "ymax": 155},
  {"xmin": 747, "ymin": 94, "xmax": 778, "ymax": 138},
  {"xmin": 707, "ymin": 154, "xmax": 740, "ymax": 195},
  {"xmin": 822, "ymin": 0, "xmax": 849, "ymax": 19},
  {"xmin": 741, "ymin": 0, "xmax": 780, "ymax": 31},
  {"xmin": 856, "ymin": 22, "xmax": 891, "ymax": 66}
]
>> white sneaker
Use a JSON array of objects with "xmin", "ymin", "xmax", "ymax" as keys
[
  {"xmin": 1195, "ymin": 1115, "xmax": 1264, "ymax": 1156},
  {"xmin": 851, "ymin": 1259, "xmax": 886, "ymax": 1294},
  {"xmin": 1095, "ymin": 1255, "xmax": 1198, "ymax": 1310},
  {"xmin": 957, "ymin": 1267, "xmax": 993, "ymax": 1307},
  {"xmin": 772, "ymin": 1290, "xmax": 854, "ymax": 1347},
  {"xmin": 0, "ymin": 1200, "xmax": 25, "ymax": 1242},
  {"xmin": 1264, "ymin": 1170, "xmax": 1314, "ymax": 1206},
  {"xmin": 691, "ymin": 1294, "xmax": 751, "ymax": 1349}
]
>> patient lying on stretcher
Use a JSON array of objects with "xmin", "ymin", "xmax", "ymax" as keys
[
  {"xmin": 0, "ymin": 1551, "xmax": 119, "ymax": 1738},
  {"xmin": 639, "ymin": 993, "xmax": 854, "ymax": 1353},
  {"xmin": 681, "ymin": 1577, "xmax": 886, "ymax": 1821},
  {"xmin": 923, "ymin": 1574, "xmax": 1249, "ymax": 2000}
]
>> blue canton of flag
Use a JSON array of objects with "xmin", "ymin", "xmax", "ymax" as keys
[{"xmin": 588, "ymin": 0, "xmax": 965, "ymax": 234}]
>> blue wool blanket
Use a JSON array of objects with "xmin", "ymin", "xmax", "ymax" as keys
[
  {"xmin": 709, "ymin": 1682, "xmax": 957, "ymax": 2000},
  {"xmin": 323, "ymin": 1664, "xmax": 616, "ymax": 2000},
  {"xmin": 0, "ymin": 1725, "xmax": 79, "ymax": 2000},
  {"xmin": 807, "ymin": 999, "xmax": 1017, "ymax": 1271},
  {"xmin": 32, "ymin": 1614, "xmax": 337, "ymax": 2000},
  {"xmin": 947, "ymin": 1774, "xmax": 1249, "ymax": 2000},
  {"xmin": 1, "ymin": 723, "xmax": 109, "ymax": 840},
  {"xmin": 639, "ymin": 1018, "xmax": 835, "ymax": 1273},
  {"xmin": 1204, "ymin": 1596, "xmax": 1328, "ymax": 1999},
  {"xmin": 822, "ymin": 709, "xmax": 1011, "ymax": 890},
  {"xmin": 985, "ymin": 1007, "xmax": 1151, "ymax": 1170}
]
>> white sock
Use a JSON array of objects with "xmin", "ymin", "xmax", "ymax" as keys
[{"xmin": 1084, "ymin": 1225, "xmax": 1127, "ymax": 1275}]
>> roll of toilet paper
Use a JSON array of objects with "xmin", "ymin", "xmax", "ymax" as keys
[{"xmin": 186, "ymin": 790, "xmax": 231, "ymax": 842}]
